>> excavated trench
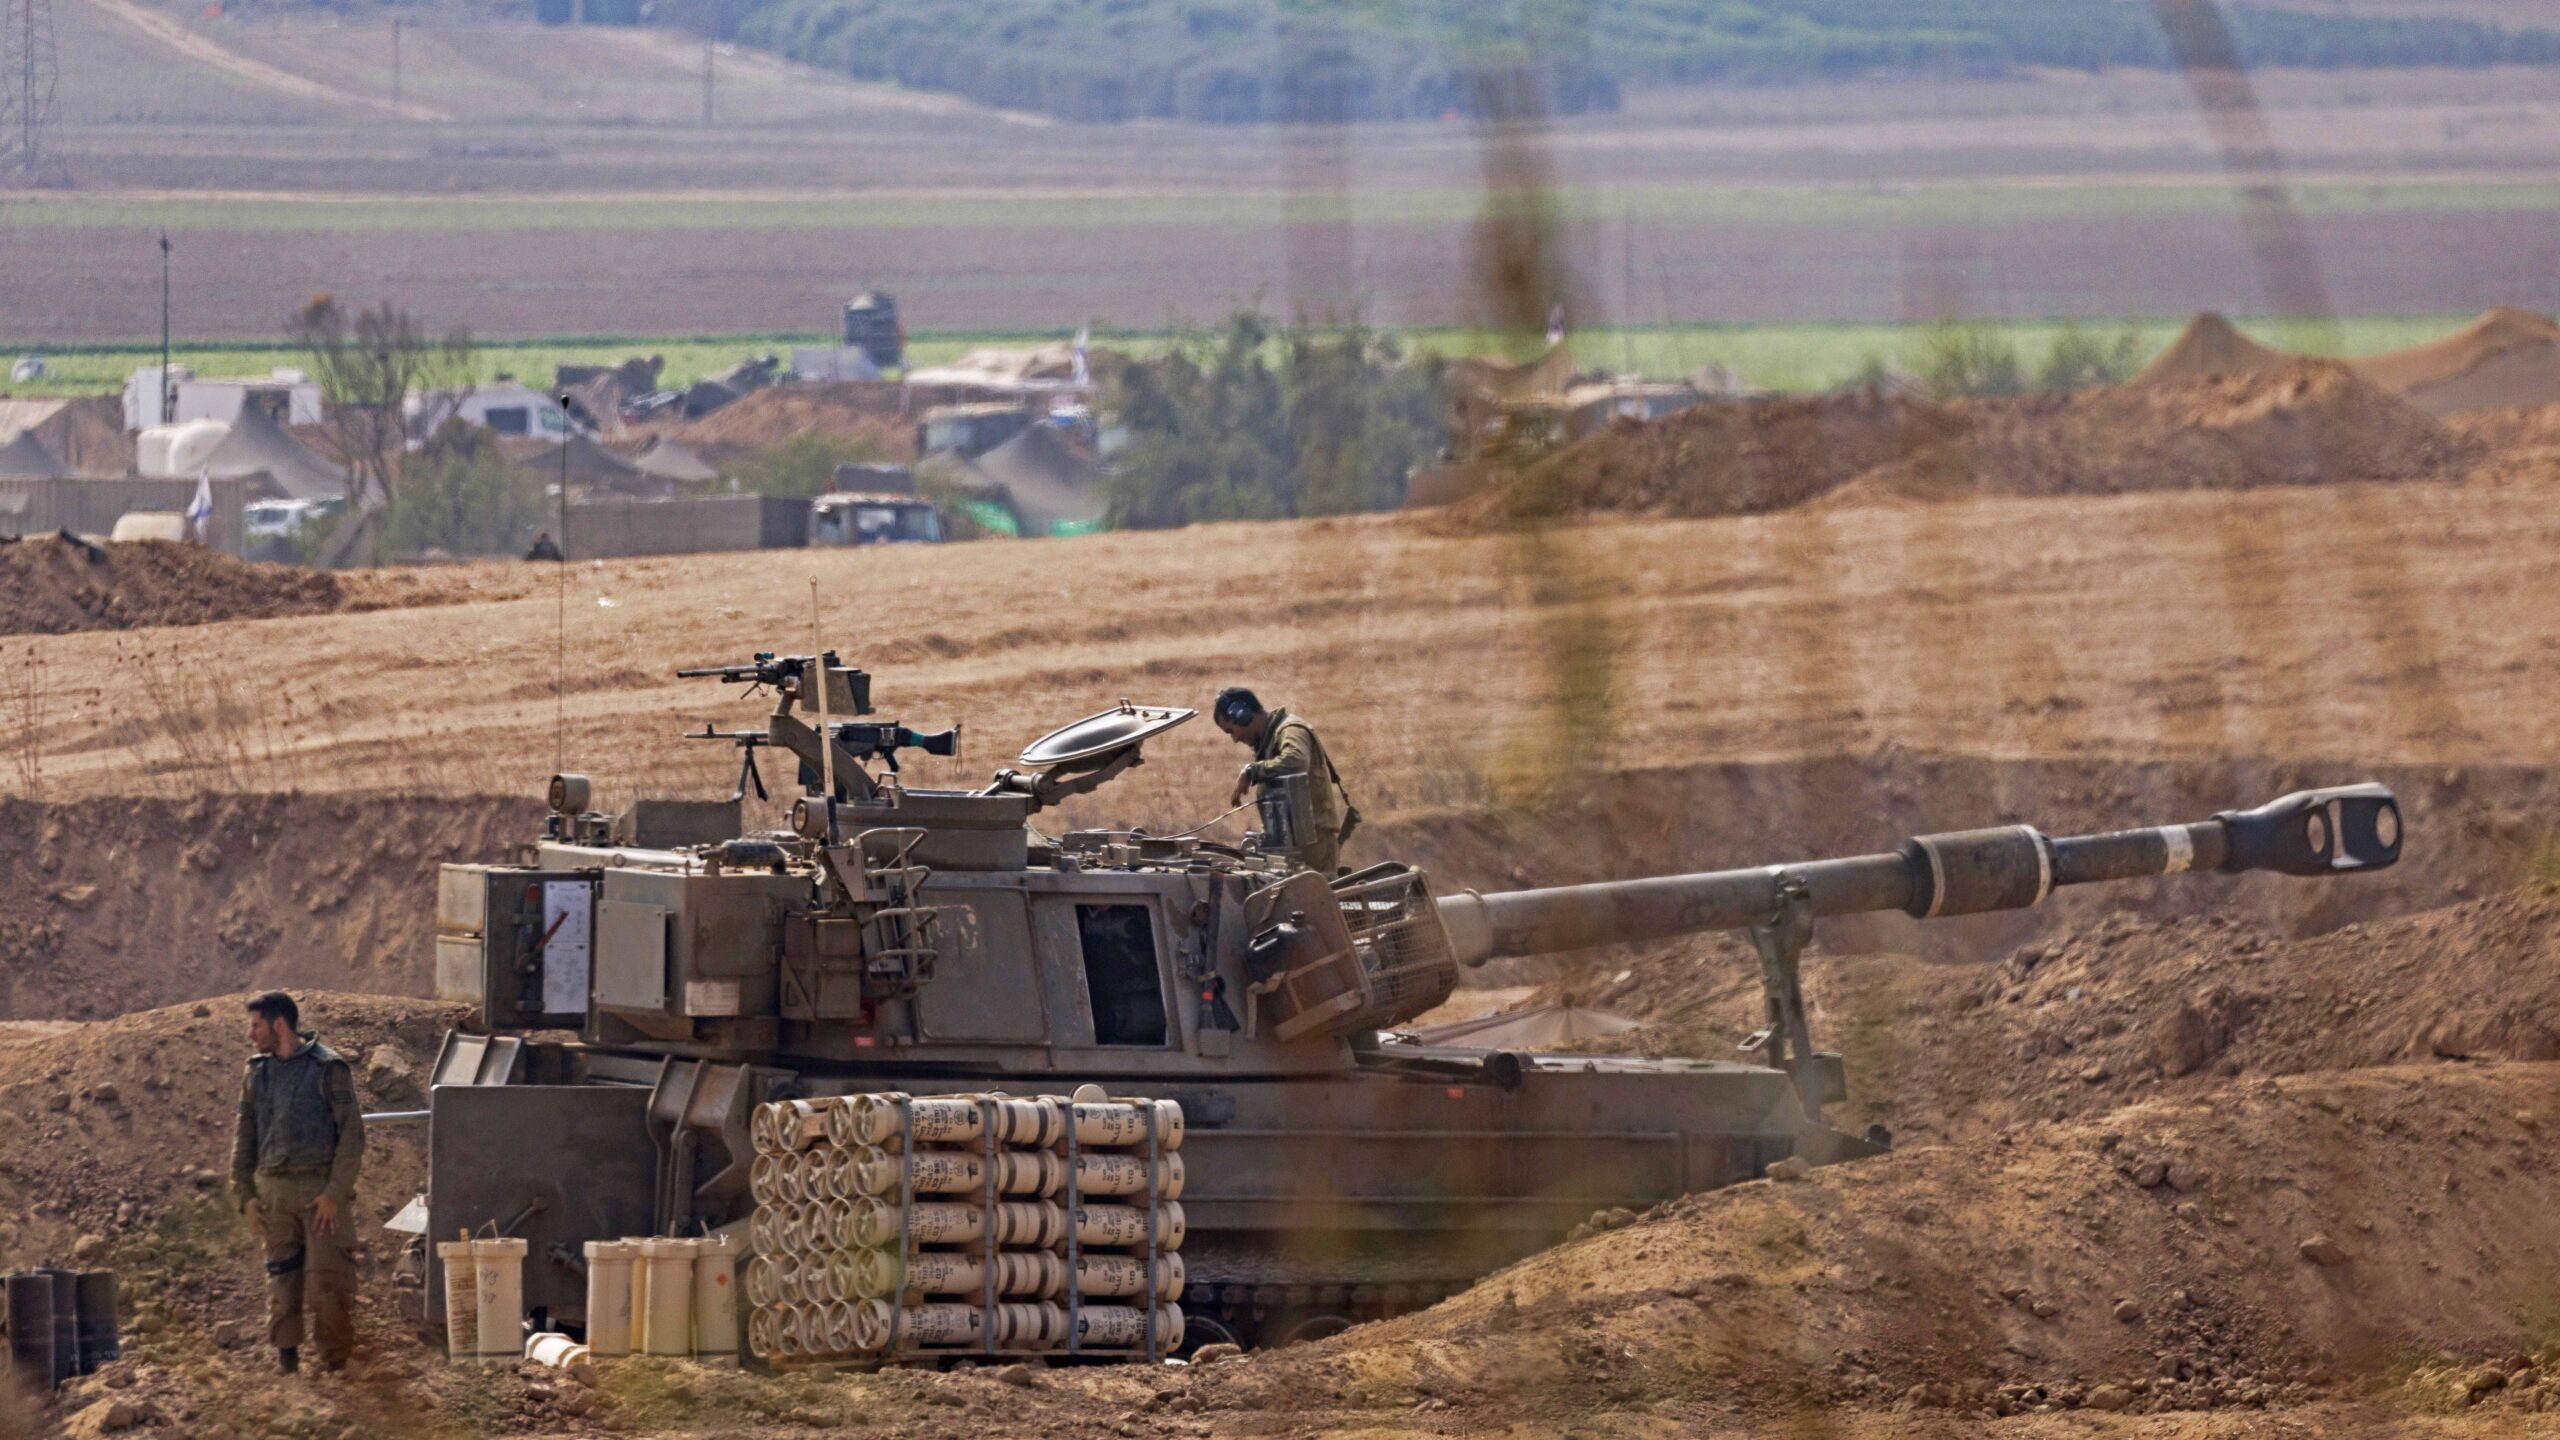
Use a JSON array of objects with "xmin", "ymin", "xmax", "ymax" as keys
[{"xmin": 0, "ymin": 754, "xmax": 2540, "ymax": 1021}]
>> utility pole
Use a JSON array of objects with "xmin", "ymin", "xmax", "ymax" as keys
[
  {"xmin": 391, "ymin": 18, "xmax": 402, "ymax": 110},
  {"xmin": 18, "ymin": 0, "xmax": 32, "ymax": 166},
  {"xmin": 158, "ymin": 232, "xmax": 173, "ymax": 423},
  {"xmin": 556, "ymin": 393, "xmax": 571, "ymax": 545},
  {"xmin": 702, "ymin": 33, "xmax": 714, "ymax": 126},
  {"xmin": 0, "ymin": 0, "xmax": 58, "ymax": 177}
]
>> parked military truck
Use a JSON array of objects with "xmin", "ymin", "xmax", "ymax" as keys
[{"xmin": 406, "ymin": 653, "xmax": 2403, "ymax": 1352}]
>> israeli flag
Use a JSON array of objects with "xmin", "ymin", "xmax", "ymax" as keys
[
  {"xmin": 1071, "ymin": 325, "xmax": 1090, "ymax": 387},
  {"xmin": 186, "ymin": 469, "xmax": 214, "ymax": 539}
]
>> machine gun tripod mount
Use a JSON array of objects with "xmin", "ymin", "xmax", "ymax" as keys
[{"xmin": 679, "ymin": 652, "xmax": 959, "ymax": 808}]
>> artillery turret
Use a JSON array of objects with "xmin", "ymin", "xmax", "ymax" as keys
[{"xmin": 407, "ymin": 656, "xmax": 2402, "ymax": 1353}]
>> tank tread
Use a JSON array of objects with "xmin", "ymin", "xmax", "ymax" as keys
[{"xmin": 1179, "ymin": 1275, "xmax": 1474, "ymax": 1351}]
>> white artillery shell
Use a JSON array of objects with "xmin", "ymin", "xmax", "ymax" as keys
[
  {"xmin": 1067, "ymin": 1099, "xmax": 1185, "ymax": 1151},
  {"xmin": 1070, "ymin": 1150, "xmax": 1184, "ymax": 1199},
  {"xmin": 1073, "ymin": 1303, "xmax": 1185, "ymax": 1351}
]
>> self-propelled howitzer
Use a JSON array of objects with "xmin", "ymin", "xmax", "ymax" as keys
[{"xmin": 405, "ymin": 656, "xmax": 2402, "ymax": 1352}]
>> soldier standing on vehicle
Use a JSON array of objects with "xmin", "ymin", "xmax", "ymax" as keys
[
  {"xmin": 1216, "ymin": 686, "xmax": 1359, "ymax": 876},
  {"xmin": 230, "ymin": 992, "xmax": 364, "ymax": 1375}
]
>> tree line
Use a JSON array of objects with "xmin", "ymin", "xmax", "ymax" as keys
[
  {"xmin": 1103, "ymin": 313, "xmax": 1442, "ymax": 528},
  {"xmin": 697, "ymin": 0, "xmax": 2560, "ymax": 125}
]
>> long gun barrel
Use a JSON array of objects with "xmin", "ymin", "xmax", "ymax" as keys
[{"xmin": 1434, "ymin": 783, "xmax": 2401, "ymax": 966}]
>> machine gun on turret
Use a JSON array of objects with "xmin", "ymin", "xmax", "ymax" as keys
[{"xmin": 680, "ymin": 652, "xmax": 959, "ymax": 804}]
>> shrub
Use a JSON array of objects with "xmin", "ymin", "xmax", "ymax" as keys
[
  {"xmin": 1913, "ymin": 320, "xmax": 2025, "ymax": 400},
  {"xmin": 1104, "ymin": 311, "xmax": 1441, "ymax": 529},
  {"xmin": 2038, "ymin": 323, "xmax": 2147, "ymax": 392}
]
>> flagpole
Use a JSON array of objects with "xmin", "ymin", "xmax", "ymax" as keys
[{"xmin": 158, "ymin": 234, "xmax": 174, "ymax": 424}]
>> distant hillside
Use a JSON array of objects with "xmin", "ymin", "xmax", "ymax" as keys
[{"xmin": 718, "ymin": 0, "xmax": 2560, "ymax": 124}]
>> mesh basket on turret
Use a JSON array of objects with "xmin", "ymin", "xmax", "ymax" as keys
[{"xmin": 1241, "ymin": 864, "xmax": 1458, "ymax": 1042}]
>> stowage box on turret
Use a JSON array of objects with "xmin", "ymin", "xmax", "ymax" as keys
[{"xmin": 398, "ymin": 653, "xmax": 2404, "ymax": 1354}]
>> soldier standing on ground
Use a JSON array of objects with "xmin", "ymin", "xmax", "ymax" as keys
[
  {"xmin": 230, "ymin": 992, "xmax": 364, "ymax": 1375},
  {"xmin": 1216, "ymin": 686, "xmax": 1359, "ymax": 877}
]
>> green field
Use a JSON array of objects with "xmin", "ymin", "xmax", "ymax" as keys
[
  {"xmin": 0, "ymin": 315, "xmax": 2485, "ymax": 401},
  {"xmin": 4, "ymin": 181, "xmax": 2558, "ymax": 236}
]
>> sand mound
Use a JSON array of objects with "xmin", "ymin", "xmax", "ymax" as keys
[
  {"xmin": 2133, "ymin": 308, "xmax": 2560, "ymax": 416},
  {"xmin": 645, "ymin": 381, "xmax": 917, "ymax": 465},
  {"xmin": 1449, "ymin": 390, "xmax": 1967, "ymax": 525},
  {"xmin": 1305, "ymin": 1062, "xmax": 2560, "ymax": 1424},
  {"xmin": 2132, "ymin": 311, "xmax": 2298, "ymax": 386},
  {"xmin": 1842, "ymin": 361, "xmax": 2469, "ymax": 504},
  {"xmin": 1448, "ymin": 362, "xmax": 2467, "ymax": 526},
  {"xmin": 0, "ymin": 537, "xmax": 350, "ymax": 636},
  {"xmin": 2350, "ymin": 306, "xmax": 2560, "ymax": 396}
]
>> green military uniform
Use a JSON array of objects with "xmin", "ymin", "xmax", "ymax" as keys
[
  {"xmin": 230, "ymin": 1036, "xmax": 364, "ymax": 1368},
  {"xmin": 1242, "ymin": 707, "xmax": 1353, "ymax": 876}
]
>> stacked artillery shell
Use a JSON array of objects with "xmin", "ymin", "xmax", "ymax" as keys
[
  {"xmin": 743, "ymin": 1092, "xmax": 1186, "ymax": 1363},
  {"xmin": 1058, "ymin": 1096, "xmax": 1186, "ymax": 1355}
]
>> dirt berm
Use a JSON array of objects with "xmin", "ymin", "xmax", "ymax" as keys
[
  {"xmin": 1453, "ymin": 361, "xmax": 2472, "ymax": 525},
  {"xmin": 0, "ymin": 537, "xmax": 502, "ymax": 637},
  {"xmin": 0, "ymin": 538, "xmax": 349, "ymax": 636},
  {"xmin": 1298, "ymin": 1061, "xmax": 2560, "ymax": 1427},
  {"xmin": 4, "ymin": 756, "xmax": 2543, "ymax": 1022},
  {"xmin": 1841, "ymin": 361, "xmax": 2472, "ymax": 505}
]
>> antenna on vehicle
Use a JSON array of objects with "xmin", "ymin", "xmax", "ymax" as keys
[
  {"xmin": 810, "ymin": 577, "xmax": 835, "ymax": 842},
  {"xmin": 554, "ymin": 393, "xmax": 573, "ymax": 779}
]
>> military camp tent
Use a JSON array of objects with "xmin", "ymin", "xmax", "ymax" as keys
[
  {"xmin": 0, "ymin": 428, "xmax": 65, "ymax": 480},
  {"xmin": 196, "ymin": 405, "xmax": 347, "ymax": 501}
]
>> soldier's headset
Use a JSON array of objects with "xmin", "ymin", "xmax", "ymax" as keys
[{"xmin": 1217, "ymin": 694, "xmax": 1258, "ymax": 726}]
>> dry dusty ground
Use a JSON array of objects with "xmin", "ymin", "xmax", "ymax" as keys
[
  {"xmin": 2, "ymin": 395, "xmax": 2559, "ymax": 1437},
  {"xmin": 8, "ymin": 408, "xmax": 2557, "ymax": 811}
]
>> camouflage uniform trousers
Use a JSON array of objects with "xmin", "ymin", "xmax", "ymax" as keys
[{"xmin": 251, "ymin": 1168, "xmax": 355, "ymax": 1364}]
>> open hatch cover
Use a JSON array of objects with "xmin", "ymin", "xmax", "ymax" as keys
[{"xmin": 1018, "ymin": 702, "xmax": 1195, "ymax": 768}]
